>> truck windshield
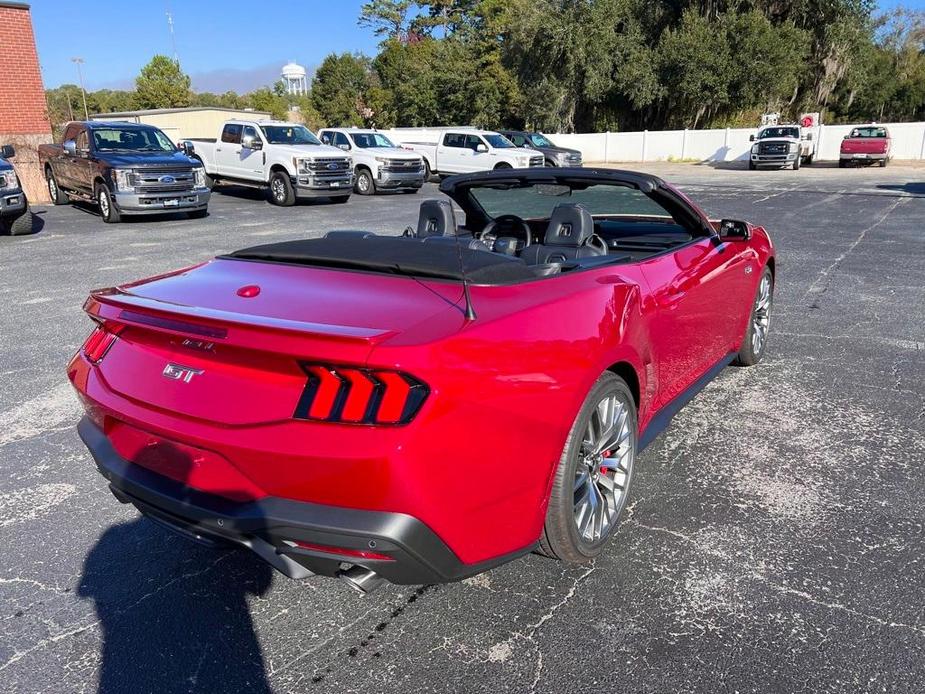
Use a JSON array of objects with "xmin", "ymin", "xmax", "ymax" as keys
[
  {"xmin": 528, "ymin": 133, "xmax": 555, "ymax": 148},
  {"xmin": 484, "ymin": 134, "xmax": 516, "ymax": 148},
  {"xmin": 758, "ymin": 127, "xmax": 799, "ymax": 139},
  {"xmin": 351, "ymin": 132, "xmax": 395, "ymax": 148},
  {"xmin": 92, "ymin": 127, "xmax": 175, "ymax": 152},
  {"xmin": 260, "ymin": 125, "xmax": 321, "ymax": 145}
]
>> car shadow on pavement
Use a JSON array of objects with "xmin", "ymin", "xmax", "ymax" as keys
[
  {"xmin": 77, "ymin": 434, "xmax": 275, "ymax": 693},
  {"xmin": 877, "ymin": 182, "xmax": 925, "ymax": 196}
]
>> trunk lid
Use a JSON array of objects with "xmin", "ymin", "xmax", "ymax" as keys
[
  {"xmin": 841, "ymin": 137, "xmax": 888, "ymax": 154},
  {"xmin": 87, "ymin": 258, "xmax": 462, "ymax": 426}
]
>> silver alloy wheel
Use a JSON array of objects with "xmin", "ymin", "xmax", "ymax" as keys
[
  {"xmin": 574, "ymin": 394, "xmax": 634, "ymax": 543},
  {"xmin": 357, "ymin": 172, "xmax": 370, "ymax": 192},
  {"xmin": 752, "ymin": 273, "xmax": 772, "ymax": 355},
  {"xmin": 272, "ymin": 177, "xmax": 285, "ymax": 202},
  {"xmin": 98, "ymin": 189, "xmax": 110, "ymax": 218},
  {"xmin": 48, "ymin": 175, "xmax": 57, "ymax": 199}
]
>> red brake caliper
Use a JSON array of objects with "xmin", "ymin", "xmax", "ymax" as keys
[{"xmin": 601, "ymin": 450, "xmax": 612, "ymax": 474}]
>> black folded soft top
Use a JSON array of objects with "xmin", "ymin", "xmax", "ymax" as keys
[{"xmin": 224, "ymin": 235, "xmax": 537, "ymax": 285}]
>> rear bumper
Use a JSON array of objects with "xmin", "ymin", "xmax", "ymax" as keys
[
  {"xmin": 78, "ymin": 416, "xmax": 529, "ymax": 584},
  {"xmin": 114, "ymin": 188, "xmax": 210, "ymax": 215},
  {"xmin": 840, "ymin": 152, "xmax": 888, "ymax": 161},
  {"xmin": 0, "ymin": 189, "xmax": 26, "ymax": 217}
]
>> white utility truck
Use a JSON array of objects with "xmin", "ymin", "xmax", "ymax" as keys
[
  {"xmin": 184, "ymin": 120, "xmax": 353, "ymax": 205},
  {"xmin": 748, "ymin": 113, "xmax": 818, "ymax": 170},
  {"xmin": 384, "ymin": 127, "xmax": 544, "ymax": 177},
  {"xmin": 317, "ymin": 128, "xmax": 425, "ymax": 195}
]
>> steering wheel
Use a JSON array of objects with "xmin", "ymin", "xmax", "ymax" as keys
[
  {"xmin": 477, "ymin": 214, "xmax": 533, "ymax": 249},
  {"xmin": 586, "ymin": 233, "xmax": 608, "ymax": 255}
]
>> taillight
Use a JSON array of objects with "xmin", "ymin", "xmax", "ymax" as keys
[
  {"xmin": 81, "ymin": 324, "xmax": 123, "ymax": 364},
  {"xmin": 294, "ymin": 363, "xmax": 428, "ymax": 425}
]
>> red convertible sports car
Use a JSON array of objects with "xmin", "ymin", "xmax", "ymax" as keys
[{"xmin": 69, "ymin": 169, "xmax": 774, "ymax": 594}]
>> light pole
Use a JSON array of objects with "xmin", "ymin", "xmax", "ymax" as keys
[{"xmin": 71, "ymin": 57, "xmax": 89, "ymax": 120}]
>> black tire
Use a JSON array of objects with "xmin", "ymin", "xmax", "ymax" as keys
[
  {"xmin": 268, "ymin": 171, "xmax": 295, "ymax": 206},
  {"xmin": 354, "ymin": 168, "xmax": 375, "ymax": 195},
  {"xmin": 330, "ymin": 195, "xmax": 350, "ymax": 204},
  {"xmin": 748, "ymin": 160, "xmax": 756, "ymax": 170},
  {"xmin": 46, "ymin": 169, "xmax": 68, "ymax": 204},
  {"xmin": 879, "ymin": 158, "xmax": 887, "ymax": 168},
  {"xmin": 96, "ymin": 183, "xmax": 121, "ymax": 223},
  {"xmin": 187, "ymin": 209, "xmax": 208, "ymax": 219},
  {"xmin": 792, "ymin": 156, "xmax": 800, "ymax": 171},
  {"xmin": 423, "ymin": 159, "xmax": 433, "ymax": 182},
  {"xmin": 805, "ymin": 154, "xmax": 814, "ymax": 166},
  {"xmin": 494, "ymin": 162, "xmax": 512, "ymax": 170},
  {"xmin": 538, "ymin": 372, "xmax": 637, "ymax": 563},
  {"xmin": 838, "ymin": 159, "xmax": 846, "ymax": 168},
  {"xmin": 734, "ymin": 265, "xmax": 774, "ymax": 367},
  {"xmin": 545, "ymin": 159, "xmax": 557, "ymax": 168},
  {"xmin": 1, "ymin": 205, "xmax": 34, "ymax": 236}
]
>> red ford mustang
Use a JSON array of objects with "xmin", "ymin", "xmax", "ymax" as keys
[{"xmin": 69, "ymin": 169, "xmax": 774, "ymax": 593}]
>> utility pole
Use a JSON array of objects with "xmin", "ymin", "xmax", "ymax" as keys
[{"xmin": 71, "ymin": 57, "xmax": 89, "ymax": 120}]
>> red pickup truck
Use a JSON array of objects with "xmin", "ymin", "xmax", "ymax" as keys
[{"xmin": 839, "ymin": 126, "xmax": 891, "ymax": 167}]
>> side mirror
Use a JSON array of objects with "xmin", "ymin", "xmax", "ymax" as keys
[
  {"xmin": 338, "ymin": 143, "xmax": 350, "ymax": 151},
  {"xmin": 1, "ymin": 144, "xmax": 15, "ymax": 159},
  {"xmin": 476, "ymin": 143, "xmax": 488, "ymax": 153},
  {"xmin": 718, "ymin": 219, "xmax": 750, "ymax": 241},
  {"xmin": 179, "ymin": 140, "xmax": 195, "ymax": 156},
  {"xmin": 748, "ymin": 134, "xmax": 755, "ymax": 142},
  {"xmin": 63, "ymin": 139, "xmax": 77, "ymax": 156},
  {"xmin": 241, "ymin": 135, "xmax": 262, "ymax": 151}
]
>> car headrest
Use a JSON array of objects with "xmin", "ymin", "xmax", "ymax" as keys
[
  {"xmin": 544, "ymin": 203, "xmax": 594, "ymax": 247},
  {"xmin": 416, "ymin": 199, "xmax": 457, "ymax": 238}
]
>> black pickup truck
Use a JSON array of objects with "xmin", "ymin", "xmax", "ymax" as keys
[
  {"xmin": 38, "ymin": 121, "xmax": 210, "ymax": 223},
  {"xmin": 0, "ymin": 145, "xmax": 32, "ymax": 236}
]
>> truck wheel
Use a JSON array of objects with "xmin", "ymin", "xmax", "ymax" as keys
[
  {"xmin": 355, "ymin": 168, "xmax": 375, "ymax": 195},
  {"xmin": 494, "ymin": 162, "xmax": 512, "ymax": 170},
  {"xmin": 95, "ymin": 184, "xmax": 121, "ymax": 224},
  {"xmin": 838, "ymin": 159, "xmax": 846, "ymax": 168},
  {"xmin": 805, "ymin": 154, "xmax": 814, "ymax": 166},
  {"xmin": 46, "ymin": 170, "xmax": 68, "ymax": 204},
  {"xmin": 423, "ymin": 160, "xmax": 433, "ymax": 182},
  {"xmin": 545, "ymin": 159, "xmax": 557, "ymax": 168},
  {"xmin": 2, "ymin": 205, "xmax": 35, "ymax": 236},
  {"xmin": 792, "ymin": 156, "xmax": 800, "ymax": 171},
  {"xmin": 268, "ymin": 171, "xmax": 295, "ymax": 206},
  {"xmin": 538, "ymin": 371, "xmax": 637, "ymax": 563},
  {"xmin": 748, "ymin": 160, "xmax": 756, "ymax": 170},
  {"xmin": 879, "ymin": 159, "xmax": 887, "ymax": 168}
]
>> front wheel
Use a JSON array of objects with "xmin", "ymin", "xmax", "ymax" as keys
[
  {"xmin": 354, "ymin": 168, "xmax": 375, "ymax": 195},
  {"xmin": 792, "ymin": 156, "xmax": 800, "ymax": 170},
  {"xmin": 1, "ymin": 205, "xmax": 35, "ymax": 236},
  {"xmin": 96, "ymin": 184, "xmax": 121, "ymax": 223},
  {"xmin": 748, "ymin": 160, "xmax": 757, "ymax": 170},
  {"xmin": 494, "ymin": 162, "xmax": 512, "ymax": 170},
  {"xmin": 539, "ymin": 372, "xmax": 637, "ymax": 563},
  {"xmin": 268, "ymin": 171, "xmax": 295, "ymax": 206},
  {"xmin": 47, "ymin": 170, "xmax": 68, "ymax": 204},
  {"xmin": 734, "ymin": 266, "xmax": 773, "ymax": 366}
]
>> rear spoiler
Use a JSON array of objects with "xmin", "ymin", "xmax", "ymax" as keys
[{"xmin": 85, "ymin": 287, "xmax": 395, "ymax": 357}]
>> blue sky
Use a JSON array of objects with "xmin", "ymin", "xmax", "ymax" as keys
[
  {"xmin": 33, "ymin": 0, "xmax": 381, "ymax": 92},
  {"xmin": 32, "ymin": 0, "xmax": 925, "ymax": 93}
]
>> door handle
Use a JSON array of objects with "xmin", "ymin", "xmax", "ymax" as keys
[{"xmin": 657, "ymin": 286, "xmax": 687, "ymax": 309}]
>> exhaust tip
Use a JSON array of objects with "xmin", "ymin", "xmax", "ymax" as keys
[{"xmin": 338, "ymin": 565, "xmax": 387, "ymax": 595}]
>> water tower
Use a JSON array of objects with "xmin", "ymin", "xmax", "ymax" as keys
[{"xmin": 281, "ymin": 61, "xmax": 307, "ymax": 96}]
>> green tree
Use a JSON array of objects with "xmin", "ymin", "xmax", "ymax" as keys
[
  {"xmin": 311, "ymin": 53, "xmax": 381, "ymax": 126},
  {"xmin": 134, "ymin": 55, "xmax": 192, "ymax": 109}
]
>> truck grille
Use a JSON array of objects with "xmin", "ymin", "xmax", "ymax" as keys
[
  {"xmin": 529, "ymin": 156, "xmax": 544, "ymax": 167},
  {"xmin": 758, "ymin": 142, "xmax": 788, "ymax": 156},
  {"xmin": 307, "ymin": 158, "xmax": 351, "ymax": 178},
  {"xmin": 133, "ymin": 168, "xmax": 194, "ymax": 193},
  {"xmin": 382, "ymin": 159, "xmax": 423, "ymax": 173}
]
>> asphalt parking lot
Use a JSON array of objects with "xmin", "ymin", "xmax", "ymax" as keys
[{"xmin": 1, "ymin": 162, "xmax": 923, "ymax": 693}]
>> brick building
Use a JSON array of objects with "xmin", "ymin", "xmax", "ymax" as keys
[{"xmin": 0, "ymin": 1, "xmax": 52, "ymax": 202}]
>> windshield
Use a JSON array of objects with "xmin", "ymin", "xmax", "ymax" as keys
[
  {"xmin": 469, "ymin": 182, "xmax": 672, "ymax": 221},
  {"xmin": 260, "ymin": 125, "xmax": 321, "ymax": 145},
  {"xmin": 351, "ymin": 132, "xmax": 395, "ymax": 148},
  {"xmin": 849, "ymin": 127, "xmax": 888, "ymax": 138},
  {"xmin": 528, "ymin": 133, "xmax": 555, "ymax": 148},
  {"xmin": 92, "ymin": 127, "xmax": 175, "ymax": 152},
  {"xmin": 484, "ymin": 134, "xmax": 516, "ymax": 149},
  {"xmin": 758, "ymin": 127, "xmax": 799, "ymax": 139}
]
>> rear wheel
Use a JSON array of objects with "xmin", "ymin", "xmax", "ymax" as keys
[
  {"xmin": 838, "ymin": 159, "xmax": 846, "ymax": 168},
  {"xmin": 96, "ymin": 183, "xmax": 121, "ymax": 223},
  {"xmin": 539, "ymin": 372, "xmax": 636, "ymax": 562},
  {"xmin": 268, "ymin": 171, "xmax": 295, "ymax": 206},
  {"xmin": 734, "ymin": 266, "xmax": 773, "ymax": 366},
  {"xmin": 46, "ymin": 169, "xmax": 68, "ymax": 204},
  {"xmin": 355, "ymin": 168, "xmax": 375, "ymax": 195},
  {"xmin": 879, "ymin": 158, "xmax": 887, "ymax": 168}
]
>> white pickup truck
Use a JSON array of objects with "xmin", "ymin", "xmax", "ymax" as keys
[
  {"xmin": 183, "ymin": 120, "xmax": 353, "ymax": 205},
  {"xmin": 748, "ymin": 124, "xmax": 817, "ymax": 170},
  {"xmin": 317, "ymin": 128, "xmax": 425, "ymax": 195},
  {"xmin": 384, "ymin": 127, "xmax": 544, "ymax": 178}
]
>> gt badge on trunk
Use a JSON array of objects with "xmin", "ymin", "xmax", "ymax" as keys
[{"xmin": 162, "ymin": 363, "xmax": 204, "ymax": 383}]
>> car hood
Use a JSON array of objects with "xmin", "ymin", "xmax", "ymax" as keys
[
  {"xmin": 755, "ymin": 137, "xmax": 798, "ymax": 144},
  {"xmin": 270, "ymin": 143, "xmax": 349, "ymax": 159},
  {"xmin": 506, "ymin": 147, "xmax": 543, "ymax": 158},
  {"xmin": 360, "ymin": 147, "xmax": 421, "ymax": 160},
  {"xmin": 536, "ymin": 145, "xmax": 582, "ymax": 156},
  {"xmin": 0, "ymin": 161, "xmax": 11, "ymax": 172},
  {"xmin": 99, "ymin": 152, "xmax": 198, "ymax": 168}
]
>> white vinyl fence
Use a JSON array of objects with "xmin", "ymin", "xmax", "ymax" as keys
[{"xmin": 549, "ymin": 121, "xmax": 925, "ymax": 163}]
